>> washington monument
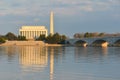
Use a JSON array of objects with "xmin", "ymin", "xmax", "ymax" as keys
[{"xmin": 50, "ymin": 11, "xmax": 54, "ymax": 35}]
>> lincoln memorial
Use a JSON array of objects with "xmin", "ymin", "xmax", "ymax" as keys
[{"xmin": 19, "ymin": 26, "xmax": 48, "ymax": 40}]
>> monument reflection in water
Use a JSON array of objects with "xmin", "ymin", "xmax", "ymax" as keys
[
  {"xmin": 18, "ymin": 46, "xmax": 48, "ymax": 72},
  {"xmin": 18, "ymin": 46, "xmax": 55, "ymax": 80},
  {"xmin": 2, "ymin": 46, "xmax": 120, "ymax": 80}
]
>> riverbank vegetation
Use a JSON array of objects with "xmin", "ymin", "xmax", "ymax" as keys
[
  {"xmin": 74, "ymin": 32, "xmax": 120, "ymax": 38},
  {"xmin": 0, "ymin": 37, "xmax": 6, "ymax": 44},
  {"xmin": 36, "ymin": 33, "xmax": 67, "ymax": 44},
  {"xmin": 1, "ymin": 32, "xmax": 120, "ymax": 44},
  {"xmin": 0, "ymin": 32, "xmax": 67, "ymax": 44},
  {"xmin": 0, "ymin": 32, "xmax": 27, "ymax": 44}
]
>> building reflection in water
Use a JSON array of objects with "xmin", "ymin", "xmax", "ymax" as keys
[
  {"xmin": 18, "ymin": 46, "xmax": 58, "ymax": 80},
  {"xmin": 18, "ymin": 46, "xmax": 48, "ymax": 72},
  {"xmin": 3, "ymin": 45, "xmax": 64, "ymax": 80},
  {"xmin": 50, "ymin": 48, "xmax": 54, "ymax": 80}
]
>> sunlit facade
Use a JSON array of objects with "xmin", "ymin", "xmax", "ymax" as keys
[
  {"xmin": 19, "ymin": 26, "xmax": 48, "ymax": 40},
  {"xmin": 50, "ymin": 11, "xmax": 54, "ymax": 35}
]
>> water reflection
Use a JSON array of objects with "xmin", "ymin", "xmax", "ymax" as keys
[
  {"xmin": 18, "ymin": 46, "xmax": 64, "ymax": 80},
  {"xmin": 113, "ymin": 47, "xmax": 120, "ymax": 54},
  {"xmin": 18, "ymin": 46, "xmax": 48, "ymax": 72},
  {"xmin": 74, "ymin": 47, "xmax": 108, "ymax": 62},
  {"xmin": 47, "ymin": 47, "xmax": 65, "ymax": 80},
  {"xmin": 3, "ymin": 46, "xmax": 56, "ymax": 79},
  {"xmin": 49, "ymin": 48, "xmax": 54, "ymax": 80},
  {"xmin": 1, "ymin": 46, "xmax": 18, "ymax": 62},
  {"xmin": 1, "ymin": 46, "xmax": 120, "ymax": 80}
]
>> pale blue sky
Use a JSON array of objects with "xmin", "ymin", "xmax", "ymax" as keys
[{"xmin": 0, "ymin": 0, "xmax": 120, "ymax": 37}]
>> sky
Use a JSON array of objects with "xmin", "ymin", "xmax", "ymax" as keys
[{"xmin": 0, "ymin": 0, "xmax": 120, "ymax": 37}]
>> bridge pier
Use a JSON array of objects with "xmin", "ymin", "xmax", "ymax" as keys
[
  {"xmin": 101, "ymin": 42, "xmax": 109, "ymax": 47},
  {"xmin": 91, "ymin": 42, "xmax": 108, "ymax": 47},
  {"xmin": 67, "ymin": 37, "xmax": 120, "ymax": 47},
  {"xmin": 75, "ymin": 43, "xmax": 88, "ymax": 47}
]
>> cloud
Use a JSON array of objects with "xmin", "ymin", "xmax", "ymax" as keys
[
  {"xmin": 0, "ymin": 0, "xmax": 50, "ymax": 16},
  {"xmin": 0, "ymin": 0, "xmax": 119, "ymax": 17},
  {"xmin": 51, "ymin": 0, "xmax": 120, "ymax": 16}
]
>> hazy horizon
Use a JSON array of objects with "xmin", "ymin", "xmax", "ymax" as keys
[{"xmin": 0, "ymin": 0, "xmax": 120, "ymax": 37}]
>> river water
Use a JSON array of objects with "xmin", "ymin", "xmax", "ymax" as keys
[{"xmin": 0, "ymin": 46, "xmax": 120, "ymax": 80}]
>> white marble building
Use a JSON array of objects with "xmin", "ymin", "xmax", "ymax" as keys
[{"xmin": 19, "ymin": 26, "xmax": 48, "ymax": 40}]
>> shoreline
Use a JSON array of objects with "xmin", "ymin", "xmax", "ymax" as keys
[
  {"xmin": 45, "ymin": 43, "xmax": 64, "ymax": 47},
  {"xmin": 0, "ymin": 41, "xmax": 64, "ymax": 47}
]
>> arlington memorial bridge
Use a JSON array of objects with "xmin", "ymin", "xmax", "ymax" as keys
[{"xmin": 66, "ymin": 37, "xmax": 120, "ymax": 47}]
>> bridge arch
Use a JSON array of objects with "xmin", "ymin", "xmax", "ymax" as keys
[
  {"xmin": 114, "ymin": 39, "xmax": 120, "ymax": 44},
  {"xmin": 114, "ymin": 39, "xmax": 120, "ymax": 47},
  {"xmin": 91, "ymin": 39, "xmax": 109, "ymax": 47},
  {"xmin": 75, "ymin": 40, "xmax": 88, "ymax": 47},
  {"xmin": 66, "ymin": 37, "xmax": 120, "ymax": 47}
]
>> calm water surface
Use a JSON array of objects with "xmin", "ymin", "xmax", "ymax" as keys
[{"xmin": 0, "ymin": 46, "xmax": 120, "ymax": 80}]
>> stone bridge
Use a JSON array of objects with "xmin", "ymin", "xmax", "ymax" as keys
[{"xmin": 66, "ymin": 37, "xmax": 120, "ymax": 47}]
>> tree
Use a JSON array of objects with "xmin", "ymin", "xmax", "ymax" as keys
[
  {"xmin": 5, "ymin": 32, "xmax": 17, "ymax": 40},
  {"xmin": 0, "ymin": 37, "xmax": 6, "ymax": 44},
  {"xmin": 59, "ymin": 35, "xmax": 67, "ymax": 44},
  {"xmin": 92, "ymin": 32, "xmax": 99, "ymax": 37},
  {"xmin": 45, "ymin": 33, "xmax": 67, "ymax": 44},
  {"xmin": 74, "ymin": 33, "xmax": 84, "ymax": 38},
  {"xmin": 61, "ymin": 35, "xmax": 67, "ymax": 40},
  {"xmin": 36, "ymin": 35, "xmax": 46, "ymax": 41},
  {"xmin": 84, "ymin": 32, "xmax": 90, "ymax": 38},
  {"xmin": 18, "ymin": 35, "xmax": 26, "ymax": 41},
  {"xmin": 98, "ymin": 33, "xmax": 105, "ymax": 37},
  {"xmin": 46, "ymin": 34, "xmax": 54, "ymax": 44},
  {"xmin": 52, "ymin": 33, "xmax": 61, "ymax": 43},
  {"xmin": 84, "ymin": 32, "xmax": 98, "ymax": 38}
]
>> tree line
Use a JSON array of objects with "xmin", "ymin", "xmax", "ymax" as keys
[
  {"xmin": 2, "ymin": 32, "xmax": 119, "ymax": 44},
  {"xmin": 36, "ymin": 33, "xmax": 67, "ymax": 44},
  {"xmin": 0, "ymin": 32, "xmax": 67, "ymax": 44},
  {"xmin": 0, "ymin": 32, "xmax": 27, "ymax": 44},
  {"xmin": 73, "ymin": 32, "xmax": 120, "ymax": 39},
  {"xmin": 73, "ymin": 32, "xmax": 104, "ymax": 38}
]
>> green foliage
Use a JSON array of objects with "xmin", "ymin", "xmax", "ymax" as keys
[
  {"xmin": 36, "ymin": 35, "xmax": 46, "ymax": 41},
  {"xmin": 0, "ymin": 35, "xmax": 7, "ymax": 40},
  {"xmin": 61, "ymin": 35, "xmax": 67, "ymax": 40},
  {"xmin": 46, "ymin": 34, "xmax": 55, "ymax": 44},
  {"xmin": 52, "ymin": 33, "xmax": 61, "ymax": 43},
  {"xmin": 37, "ymin": 33, "xmax": 67, "ymax": 44},
  {"xmin": 75, "ymin": 32, "xmax": 104, "ymax": 38},
  {"xmin": 5, "ymin": 32, "xmax": 18, "ymax": 40},
  {"xmin": 84, "ymin": 32, "xmax": 90, "ymax": 38},
  {"xmin": 98, "ymin": 33, "xmax": 105, "ymax": 37},
  {"xmin": 74, "ymin": 33, "xmax": 84, "ymax": 38},
  {"xmin": 18, "ymin": 35, "xmax": 27, "ymax": 41},
  {"xmin": 0, "ymin": 37, "xmax": 6, "ymax": 43}
]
